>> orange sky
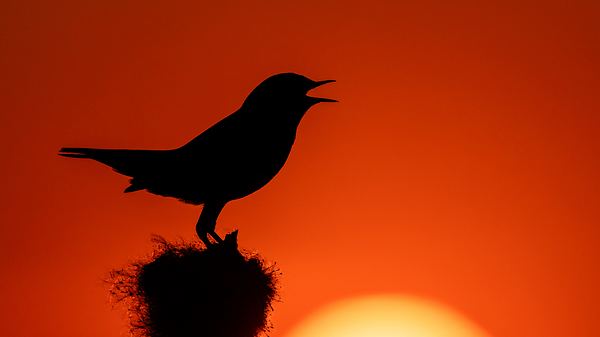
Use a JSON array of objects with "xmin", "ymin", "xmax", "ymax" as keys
[{"xmin": 1, "ymin": 1, "xmax": 599, "ymax": 336}]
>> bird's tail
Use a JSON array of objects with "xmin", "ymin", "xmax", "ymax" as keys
[
  {"xmin": 58, "ymin": 146, "xmax": 161, "ymax": 180},
  {"xmin": 58, "ymin": 147, "xmax": 99, "ymax": 158}
]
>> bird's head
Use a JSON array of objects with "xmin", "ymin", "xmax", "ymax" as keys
[{"xmin": 243, "ymin": 73, "xmax": 337, "ymax": 117}]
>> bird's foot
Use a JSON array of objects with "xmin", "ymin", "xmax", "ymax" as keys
[
  {"xmin": 199, "ymin": 234, "xmax": 214, "ymax": 248},
  {"xmin": 209, "ymin": 230, "xmax": 224, "ymax": 243},
  {"xmin": 198, "ymin": 229, "xmax": 237, "ymax": 249}
]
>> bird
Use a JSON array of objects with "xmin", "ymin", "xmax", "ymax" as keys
[{"xmin": 59, "ymin": 73, "xmax": 337, "ymax": 246}]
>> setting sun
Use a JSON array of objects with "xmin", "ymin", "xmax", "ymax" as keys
[{"xmin": 286, "ymin": 295, "xmax": 491, "ymax": 337}]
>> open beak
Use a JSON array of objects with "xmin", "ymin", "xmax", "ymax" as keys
[{"xmin": 308, "ymin": 79, "xmax": 338, "ymax": 103}]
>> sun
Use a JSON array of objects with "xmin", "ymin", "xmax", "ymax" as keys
[{"xmin": 285, "ymin": 295, "xmax": 491, "ymax": 337}]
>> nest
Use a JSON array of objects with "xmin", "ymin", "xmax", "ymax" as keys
[{"xmin": 109, "ymin": 231, "xmax": 279, "ymax": 337}]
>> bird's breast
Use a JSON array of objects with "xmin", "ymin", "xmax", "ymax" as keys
[{"xmin": 207, "ymin": 126, "xmax": 297, "ymax": 200}]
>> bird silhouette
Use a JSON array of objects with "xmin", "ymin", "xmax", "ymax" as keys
[{"xmin": 59, "ymin": 73, "xmax": 336, "ymax": 246}]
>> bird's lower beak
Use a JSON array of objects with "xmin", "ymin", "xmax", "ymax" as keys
[
  {"xmin": 308, "ymin": 79, "xmax": 338, "ymax": 103},
  {"xmin": 311, "ymin": 97, "xmax": 338, "ymax": 103}
]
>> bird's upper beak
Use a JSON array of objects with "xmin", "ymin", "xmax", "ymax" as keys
[{"xmin": 307, "ymin": 79, "xmax": 338, "ymax": 103}]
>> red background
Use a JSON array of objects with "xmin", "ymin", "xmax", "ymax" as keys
[{"xmin": 1, "ymin": 1, "xmax": 599, "ymax": 336}]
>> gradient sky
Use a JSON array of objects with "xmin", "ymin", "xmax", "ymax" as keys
[{"xmin": 1, "ymin": 1, "xmax": 599, "ymax": 337}]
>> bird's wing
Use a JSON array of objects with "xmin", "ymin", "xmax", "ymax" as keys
[
  {"xmin": 178, "ymin": 111, "xmax": 246, "ymax": 154},
  {"xmin": 58, "ymin": 147, "xmax": 173, "ymax": 178}
]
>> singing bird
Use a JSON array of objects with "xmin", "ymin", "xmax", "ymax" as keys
[{"xmin": 59, "ymin": 73, "xmax": 336, "ymax": 246}]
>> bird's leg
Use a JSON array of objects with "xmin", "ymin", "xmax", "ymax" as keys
[
  {"xmin": 196, "ymin": 201, "xmax": 226, "ymax": 246},
  {"xmin": 195, "ymin": 218, "xmax": 213, "ymax": 247},
  {"xmin": 195, "ymin": 211, "xmax": 213, "ymax": 247}
]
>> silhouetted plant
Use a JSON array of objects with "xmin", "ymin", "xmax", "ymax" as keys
[{"xmin": 109, "ymin": 232, "xmax": 279, "ymax": 337}]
